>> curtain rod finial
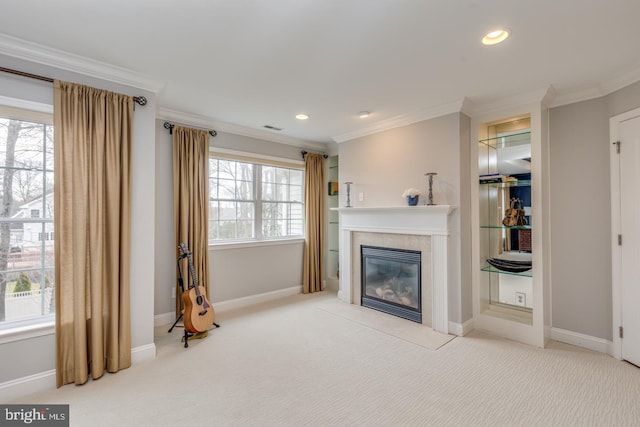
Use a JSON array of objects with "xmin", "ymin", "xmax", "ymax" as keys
[{"xmin": 133, "ymin": 96, "xmax": 147, "ymax": 106}]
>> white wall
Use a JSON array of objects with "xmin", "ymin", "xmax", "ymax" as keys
[
  {"xmin": 0, "ymin": 55, "xmax": 156, "ymax": 384},
  {"xmin": 337, "ymin": 113, "xmax": 470, "ymax": 324},
  {"xmin": 548, "ymin": 80, "xmax": 640, "ymax": 341}
]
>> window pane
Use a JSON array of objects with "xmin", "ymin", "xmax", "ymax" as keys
[
  {"xmin": 236, "ymin": 220, "xmax": 253, "ymax": 239},
  {"xmin": 218, "ymin": 221, "xmax": 237, "ymax": 239},
  {"xmin": 290, "ymin": 170, "xmax": 302, "ymax": 186},
  {"xmin": 276, "ymin": 184, "xmax": 288, "ymax": 200},
  {"xmin": 290, "ymin": 185, "xmax": 302, "ymax": 202},
  {"xmin": 218, "ymin": 178, "xmax": 236, "ymax": 199},
  {"xmin": 262, "ymin": 182, "xmax": 275, "ymax": 201},
  {"xmin": 217, "ymin": 160, "xmax": 235, "ymax": 180},
  {"xmin": 218, "ymin": 201, "xmax": 236, "ymax": 220},
  {"xmin": 262, "ymin": 166, "xmax": 275, "ymax": 183},
  {"xmin": 276, "ymin": 168, "xmax": 289, "ymax": 185},
  {"xmin": 237, "ymin": 202, "xmax": 254, "ymax": 220},
  {"xmin": 0, "ymin": 113, "xmax": 54, "ymax": 327},
  {"xmin": 236, "ymin": 180, "xmax": 253, "ymax": 200}
]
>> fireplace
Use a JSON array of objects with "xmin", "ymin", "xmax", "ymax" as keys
[
  {"xmin": 333, "ymin": 205, "xmax": 455, "ymax": 334},
  {"xmin": 361, "ymin": 245, "xmax": 422, "ymax": 323}
]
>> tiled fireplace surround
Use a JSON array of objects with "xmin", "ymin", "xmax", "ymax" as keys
[{"xmin": 333, "ymin": 206, "xmax": 454, "ymax": 334}]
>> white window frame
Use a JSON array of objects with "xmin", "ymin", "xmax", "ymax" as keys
[
  {"xmin": 209, "ymin": 148, "xmax": 305, "ymax": 246},
  {"xmin": 0, "ymin": 98, "xmax": 55, "ymax": 339}
]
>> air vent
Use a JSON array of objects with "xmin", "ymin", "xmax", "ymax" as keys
[{"xmin": 264, "ymin": 125, "xmax": 282, "ymax": 131}]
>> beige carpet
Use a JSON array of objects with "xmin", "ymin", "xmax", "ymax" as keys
[
  {"xmin": 9, "ymin": 291, "xmax": 640, "ymax": 426},
  {"xmin": 316, "ymin": 298, "xmax": 455, "ymax": 350}
]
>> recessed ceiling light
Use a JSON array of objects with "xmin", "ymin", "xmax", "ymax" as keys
[
  {"xmin": 358, "ymin": 111, "xmax": 371, "ymax": 118},
  {"xmin": 482, "ymin": 29, "xmax": 509, "ymax": 45},
  {"xmin": 296, "ymin": 114, "xmax": 309, "ymax": 120}
]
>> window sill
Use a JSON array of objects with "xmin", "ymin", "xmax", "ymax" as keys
[
  {"xmin": 0, "ymin": 321, "xmax": 55, "ymax": 344},
  {"xmin": 209, "ymin": 238, "xmax": 305, "ymax": 251}
]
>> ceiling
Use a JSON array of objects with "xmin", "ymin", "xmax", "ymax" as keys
[{"xmin": 1, "ymin": 1, "xmax": 640, "ymax": 145}]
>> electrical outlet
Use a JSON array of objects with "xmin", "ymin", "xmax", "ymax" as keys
[
  {"xmin": 359, "ymin": 192, "xmax": 364, "ymax": 201},
  {"xmin": 514, "ymin": 292, "xmax": 526, "ymax": 307}
]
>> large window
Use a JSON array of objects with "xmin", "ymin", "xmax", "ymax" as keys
[
  {"xmin": 209, "ymin": 157, "xmax": 304, "ymax": 242},
  {"xmin": 0, "ymin": 108, "xmax": 54, "ymax": 328}
]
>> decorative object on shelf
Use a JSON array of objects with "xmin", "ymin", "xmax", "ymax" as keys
[
  {"xmin": 344, "ymin": 182, "xmax": 353, "ymax": 207},
  {"xmin": 402, "ymin": 188, "xmax": 421, "ymax": 206},
  {"xmin": 328, "ymin": 181, "xmax": 339, "ymax": 196},
  {"xmin": 502, "ymin": 198, "xmax": 518, "ymax": 226},
  {"xmin": 502, "ymin": 198, "xmax": 527, "ymax": 226},
  {"xmin": 486, "ymin": 257, "xmax": 532, "ymax": 273},
  {"xmin": 424, "ymin": 172, "xmax": 437, "ymax": 205}
]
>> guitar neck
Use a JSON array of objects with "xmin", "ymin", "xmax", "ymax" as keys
[
  {"xmin": 187, "ymin": 254, "xmax": 199, "ymax": 289},
  {"xmin": 180, "ymin": 243, "xmax": 199, "ymax": 290}
]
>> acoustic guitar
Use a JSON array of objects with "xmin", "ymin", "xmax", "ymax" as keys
[{"xmin": 179, "ymin": 243, "xmax": 215, "ymax": 333}]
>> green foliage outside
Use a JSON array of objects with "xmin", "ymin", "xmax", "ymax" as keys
[{"xmin": 13, "ymin": 273, "xmax": 32, "ymax": 293}]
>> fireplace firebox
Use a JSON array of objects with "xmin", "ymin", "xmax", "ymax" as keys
[{"xmin": 361, "ymin": 245, "xmax": 422, "ymax": 323}]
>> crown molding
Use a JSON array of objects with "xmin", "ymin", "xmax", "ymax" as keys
[
  {"xmin": 0, "ymin": 33, "xmax": 164, "ymax": 93},
  {"xmin": 156, "ymin": 107, "xmax": 327, "ymax": 150},
  {"xmin": 470, "ymin": 86, "xmax": 557, "ymax": 117},
  {"xmin": 332, "ymin": 98, "xmax": 469, "ymax": 143},
  {"xmin": 549, "ymin": 63, "xmax": 640, "ymax": 108},
  {"xmin": 600, "ymin": 62, "xmax": 640, "ymax": 98},
  {"xmin": 547, "ymin": 85, "xmax": 604, "ymax": 108}
]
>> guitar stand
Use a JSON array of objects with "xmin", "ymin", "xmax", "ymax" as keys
[{"xmin": 168, "ymin": 254, "xmax": 220, "ymax": 348}]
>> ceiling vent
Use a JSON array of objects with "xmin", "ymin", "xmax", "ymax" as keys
[{"xmin": 264, "ymin": 125, "xmax": 282, "ymax": 131}]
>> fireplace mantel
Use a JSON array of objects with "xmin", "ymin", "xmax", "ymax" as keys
[{"xmin": 331, "ymin": 205, "xmax": 455, "ymax": 334}]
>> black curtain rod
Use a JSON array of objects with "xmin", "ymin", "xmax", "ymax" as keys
[
  {"xmin": 163, "ymin": 121, "xmax": 217, "ymax": 137},
  {"xmin": 301, "ymin": 150, "xmax": 328, "ymax": 160},
  {"xmin": 0, "ymin": 66, "xmax": 148, "ymax": 107}
]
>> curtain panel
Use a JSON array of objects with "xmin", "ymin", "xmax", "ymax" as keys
[
  {"xmin": 302, "ymin": 153, "xmax": 325, "ymax": 293},
  {"xmin": 53, "ymin": 80, "xmax": 133, "ymax": 387},
  {"xmin": 172, "ymin": 126, "xmax": 210, "ymax": 316}
]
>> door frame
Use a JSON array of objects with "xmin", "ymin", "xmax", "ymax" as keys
[{"xmin": 610, "ymin": 107, "xmax": 640, "ymax": 360}]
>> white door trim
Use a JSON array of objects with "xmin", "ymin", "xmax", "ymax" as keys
[{"xmin": 610, "ymin": 107, "xmax": 640, "ymax": 360}]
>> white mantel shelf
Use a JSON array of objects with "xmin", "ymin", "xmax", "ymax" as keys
[
  {"xmin": 331, "ymin": 205, "xmax": 454, "ymax": 236},
  {"xmin": 332, "ymin": 204, "xmax": 455, "ymax": 334},
  {"xmin": 331, "ymin": 205, "xmax": 454, "ymax": 214}
]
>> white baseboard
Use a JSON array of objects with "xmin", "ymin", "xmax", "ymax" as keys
[
  {"xmin": 0, "ymin": 343, "xmax": 157, "ymax": 402},
  {"xmin": 154, "ymin": 312, "xmax": 176, "ymax": 327},
  {"xmin": 0, "ymin": 369, "xmax": 56, "ymax": 403},
  {"xmin": 214, "ymin": 286, "xmax": 302, "ymax": 313},
  {"xmin": 449, "ymin": 318, "xmax": 474, "ymax": 336},
  {"xmin": 155, "ymin": 286, "xmax": 303, "ymax": 326},
  {"xmin": 550, "ymin": 327, "xmax": 612, "ymax": 354},
  {"xmin": 131, "ymin": 343, "xmax": 156, "ymax": 363}
]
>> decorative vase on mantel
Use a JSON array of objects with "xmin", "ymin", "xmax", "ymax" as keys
[{"xmin": 406, "ymin": 195, "xmax": 419, "ymax": 206}]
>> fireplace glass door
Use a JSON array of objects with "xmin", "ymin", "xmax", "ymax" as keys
[{"xmin": 361, "ymin": 245, "xmax": 421, "ymax": 323}]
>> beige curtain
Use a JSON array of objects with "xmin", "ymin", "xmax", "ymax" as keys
[
  {"xmin": 53, "ymin": 80, "xmax": 133, "ymax": 387},
  {"xmin": 302, "ymin": 153, "xmax": 325, "ymax": 293},
  {"xmin": 173, "ymin": 126, "xmax": 210, "ymax": 315}
]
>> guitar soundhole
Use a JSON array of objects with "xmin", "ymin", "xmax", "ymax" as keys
[{"xmin": 196, "ymin": 295, "xmax": 204, "ymax": 306}]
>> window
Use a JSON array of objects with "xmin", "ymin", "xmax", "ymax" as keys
[
  {"xmin": 209, "ymin": 157, "xmax": 304, "ymax": 242},
  {"xmin": 0, "ymin": 107, "xmax": 54, "ymax": 329}
]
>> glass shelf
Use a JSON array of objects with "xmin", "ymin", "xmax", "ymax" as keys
[
  {"xmin": 479, "ymin": 130, "xmax": 530, "ymax": 149},
  {"xmin": 480, "ymin": 225, "xmax": 531, "ymax": 230},
  {"xmin": 481, "ymin": 265, "xmax": 532, "ymax": 278},
  {"xmin": 479, "ymin": 179, "xmax": 531, "ymax": 187},
  {"xmin": 329, "ymin": 249, "xmax": 339, "ymax": 253}
]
